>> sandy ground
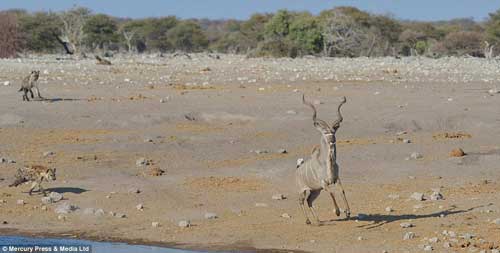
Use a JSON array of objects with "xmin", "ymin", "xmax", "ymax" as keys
[{"xmin": 0, "ymin": 55, "xmax": 499, "ymax": 252}]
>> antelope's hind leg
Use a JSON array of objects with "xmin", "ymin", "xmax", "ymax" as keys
[
  {"xmin": 336, "ymin": 178, "xmax": 351, "ymax": 218},
  {"xmin": 299, "ymin": 190, "xmax": 311, "ymax": 225},
  {"xmin": 306, "ymin": 190, "xmax": 322, "ymax": 225}
]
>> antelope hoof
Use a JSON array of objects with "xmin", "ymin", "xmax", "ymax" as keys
[
  {"xmin": 334, "ymin": 208, "xmax": 341, "ymax": 217},
  {"xmin": 305, "ymin": 219, "xmax": 311, "ymax": 225},
  {"xmin": 345, "ymin": 209, "xmax": 351, "ymax": 218}
]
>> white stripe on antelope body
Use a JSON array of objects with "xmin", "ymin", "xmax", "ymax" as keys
[{"xmin": 296, "ymin": 94, "xmax": 350, "ymax": 225}]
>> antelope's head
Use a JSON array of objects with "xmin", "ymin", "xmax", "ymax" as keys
[{"xmin": 302, "ymin": 94, "xmax": 346, "ymax": 148}]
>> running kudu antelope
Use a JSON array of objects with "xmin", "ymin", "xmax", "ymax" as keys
[{"xmin": 296, "ymin": 94, "xmax": 350, "ymax": 225}]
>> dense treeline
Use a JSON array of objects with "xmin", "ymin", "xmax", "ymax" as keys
[{"xmin": 1, "ymin": 6, "xmax": 500, "ymax": 58}]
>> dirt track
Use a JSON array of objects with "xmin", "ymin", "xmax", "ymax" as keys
[{"xmin": 0, "ymin": 54, "xmax": 499, "ymax": 252}]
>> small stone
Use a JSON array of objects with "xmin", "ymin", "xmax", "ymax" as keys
[
  {"xmin": 128, "ymin": 188, "xmax": 141, "ymax": 194},
  {"xmin": 136, "ymin": 158, "xmax": 147, "ymax": 166},
  {"xmin": 388, "ymin": 194, "xmax": 400, "ymax": 200},
  {"xmin": 57, "ymin": 214, "xmax": 66, "ymax": 221},
  {"xmin": 492, "ymin": 218, "xmax": 500, "ymax": 225},
  {"xmin": 450, "ymin": 148, "xmax": 466, "ymax": 157},
  {"xmin": 204, "ymin": 212, "xmax": 218, "ymax": 219},
  {"xmin": 54, "ymin": 202, "xmax": 78, "ymax": 214},
  {"xmin": 400, "ymin": 222, "xmax": 414, "ymax": 228},
  {"xmin": 448, "ymin": 231, "xmax": 456, "ymax": 237},
  {"xmin": 357, "ymin": 236, "xmax": 364, "ymax": 241},
  {"xmin": 429, "ymin": 237, "xmax": 439, "ymax": 243},
  {"xmin": 410, "ymin": 152, "xmax": 423, "ymax": 160},
  {"xmin": 461, "ymin": 233, "xmax": 474, "ymax": 240},
  {"xmin": 43, "ymin": 151, "xmax": 55, "ymax": 157},
  {"xmin": 115, "ymin": 213, "xmax": 126, "ymax": 218},
  {"xmin": 272, "ymin": 194, "xmax": 286, "ymax": 200},
  {"xmin": 48, "ymin": 192, "xmax": 63, "ymax": 202},
  {"xmin": 17, "ymin": 199, "xmax": 25, "ymax": 205},
  {"xmin": 396, "ymin": 131, "xmax": 407, "ymax": 136},
  {"xmin": 152, "ymin": 222, "xmax": 160, "ymax": 228},
  {"xmin": 403, "ymin": 139, "xmax": 411, "ymax": 143},
  {"xmin": 41, "ymin": 197, "xmax": 53, "ymax": 204},
  {"xmin": 3, "ymin": 81, "xmax": 10, "ymax": 86},
  {"xmin": 144, "ymin": 138, "xmax": 153, "ymax": 143},
  {"xmin": 385, "ymin": 206, "xmax": 393, "ymax": 212},
  {"xmin": 423, "ymin": 245, "xmax": 433, "ymax": 251},
  {"xmin": 281, "ymin": 213, "xmax": 291, "ymax": 218},
  {"xmin": 430, "ymin": 191, "xmax": 443, "ymax": 201},
  {"xmin": 255, "ymin": 150, "xmax": 268, "ymax": 154},
  {"xmin": 410, "ymin": 192, "xmax": 425, "ymax": 201},
  {"xmin": 136, "ymin": 204, "xmax": 144, "ymax": 210},
  {"xmin": 178, "ymin": 220, "xmax": 190, "ymax": 228},
  {"xmin": 403, "ymin": 232, "xmax": 415, "ymax": 240},
  {"xmin": 277, "ymin": 149, "xmax": 287, "ymax": 154},
  {"xmin": 443, "ymin": 242, "xmax": 451, "ymax": 248},
  {"xmin": 2, "ymin": 221, "xmax": 7, "ymax": 224},
  {"xmin": 41, "ymin": 206, "xmax": 47, "ymax": 211},
  {"xmin": 488, "ymin": 88, "xmax": 500, "ymax": 95}
]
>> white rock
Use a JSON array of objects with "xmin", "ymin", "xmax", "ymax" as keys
[
  {"xmin": 488, "ymin": 88, "xmax": 500, "ymax": 95},
  {"xmin": 41, "ymin": 197, "xmax": 53, "ymax": 204},
  {"xmin": 57, "ymin": 214, "xmax": 66, "ymax": 221},
  {"xmin": 178, "ymin": 220, "xmax": 190, "ymax": 228},
  {"xmin": 204, "ymin": 212, "xmax": 218, "ymax": 219},
  {"xmin": 281, "ymin": 213, "xmax": 291, "ymax": 218},
  {"xmin": 152, "ymin": 222, "xmax": 160, "ymax": 228},
  {"xmin": 430, "ymin": 191, "xmax": 443, "ymax": 201},
  {"xmin": 429, "ymin": 237, "xmax": 439, "ymax": 243},
  {"xmin": 403, "ymin": 232, "xmax": 415, "ymax": 240},
  {"xmin": 272, "ymin": 194, "xmax": 286, "ymax": 200},
  {"xmin": 403, "ymin": 139, "xmax": 411, "ymax": 143},
  {"xmin": 400, "ymin": 222, "xmax": 414, "ymax": 228},
  {"xmin": 3, "ymin": 81, "xmax": 10, "ymax": 86},
  {"xmin": 136, "ymin": 204, "xmax": 144, "ymax": 210},
  {"xmin": 410, "ymin": 152, "xmax": 423, "ymax": 160},
  {"xmin": 55, "ymin": 202, "xmax": 78, "ymax": 214},
  {"xmin": 43, "ymin": 151, "xmax": 55, "ymax": 157},
  {"xmin": 423, "ymin": 245, "xmax": 433, "ymax": 251},
  {"xmin": 443, "ymin": 242, "xmax": 451, "ymax": 248},
  {"xmin": 49, "ymin": 192, "xmax": 63, "ymax": 202},
  {"xmin": 385, "ymin": 206, "xmax": 393, "ymax": 212},
  {"xmin": 410, "ymin": 192, "xmax": 425, "ymax": 201},
  {"xmin": 17, "ymin": 200, "xmax": 25, "ymax": 205}
]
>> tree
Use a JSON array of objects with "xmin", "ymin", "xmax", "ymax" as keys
[
  {"xmin": 321, "ymin": 9, "xmax": 365, "ymax": 57},
  {"xmin": 83, "ymin": 14, "xmax": 118, "ymax": 50},
  {"xmin": 58, "ymin": 6, "xmax": 91, "ymax": 54},
  {"xmin": 18, "ymin": 11, "xmax": 62, "ymax": 52},
  {"xmin": 287, "ymin": 13, "xmax": 323, "ymax": 55},
  {"xmin": 442, "ymin": 31, "xmax": 484, "ymax": 56},
  {"xmin": 167, "ymin": 21, "xmax": 208, "ymax": 52},
  {"xmin": 0, "ymin": 12, "xmax": 19, "ymax": 58},
  {"xmin": 486, "ymin": 9, "xmax": 500, "ymax": 44}
]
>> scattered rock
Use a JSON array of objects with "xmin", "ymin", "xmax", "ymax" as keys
[
  {"xmin": 57, "ymin": 214, "xmax": 66, "ymax": 221},
  {"xmin": 17, "ymin": 199, "xmax": 25, "ymax": 205},
  {"xmin": 41, "ymin": 197, "xmax": 53, "ymax": 205},
  {"xmin": 152, "ymin": 222, "xmax": 160, "ymax": 228},
  {"xmin": 115, "ymin": 213, "xmax": 126, "ymax": 218},
  {"xmin": 136, "ymin": 158, "xmax": 150, "ymax": 166},
  {"xmin": 178, "ymin": 220, "xmax": 190, "ymax": 228},
  {"xmin": 136, "ymin": 204, "xmax": 144, "ymax": 211},
  {"xmin": 449, "ymin": 148, "xmax": 466, "ymax": 157},
  {"xmin": 254, "ymin": 150, "xmax": 268, "ymax": 154},
  {"xmin": 410, "ymin": 152, "xmax": 423, "ymax": 160},
  {"xmin": 272, "ymin": 194, "xmax": 286, "ymax": 200},
  {"xmin": 403, "ymin": 232, "xmax": 415, "ymax": 240},
  {"xmin": 430, "ymin": 191, "xmax": 444, "ymax": 201},
  {"xmin": 55, "ymin": 202, "xmax": 78, "ymax": 214},
  {"xmin": 429, "ymin": 237, "xmax": 439, "ymax": 243},
  {"xmin": 385, "ymin": 206, "xmax": 393, "ymax": 212},
  {"xmin": 204, "ymin": 212, "xmax": 218, "ymax": 219},
  {"xmin": 410, "ymin": 192, "xmax": 425, "ymax": 201},
  {"xmin": 148, "ymin": 167, "xmax": 165, "ymax": 176},
  {"xmin": 281, "ymin": 213, "xmax": 291, "ymax": 218},
  {"xmin": 48, "ymin": 192, "xmax": 63, "ymax": 202},
  {"xmin": 400, "ymin": 222, "xmax": 414, "ymax": 228},
  {"xmin": 43, "ymin": 151, "xmax": 55, "ymax": 157},
  {"xmin": 357, "ymin": 236, "xmax": 364, "ymax": 241},
  {"xmin": 423, "ymin": 245, "xmax": 433, "ymax": 251},
  {"xmin": 443, "ymin": 242, "xmax": 451, "ymax": 248},
  {"xmin": 3, "ymin": 81, "xmax": 10, "ymax": 86},
  {"xmin": 277, "ymin": 149, "xmax": 287, "ymax": 154},
  {"xmin": 128, "ymin": 188, "xmax": 141, "ymax": 194},
  {"xmin": 396, "ymin": 131, "xmax": 407, "ymax": 136},
  {"xmin": 492, "ymin": 218, "xmax": 500, "ymax": 225},
  {"xmin": 488, "ymin": 88, "xmax": 500, "ymax": 95},
  {"xmin": 402, "ymin": 139, "xmax": 411, "ymax": 143}
]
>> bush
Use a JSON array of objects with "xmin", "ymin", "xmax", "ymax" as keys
[
  {"xmin": 0, "ymin": 12, "xmax": 19, "ymax": 58},
  {"xmin": 442, "ymin": 31, "xmax": 483, "ymax": 56}
]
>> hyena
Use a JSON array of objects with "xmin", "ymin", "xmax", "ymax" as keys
[
  {"xmin": 8, "ymin": 165, "xmax": 56, "ymax": 196},
  {"xmin": 18, "ymin": 70, "xmax": 42, "ymax": 101}
]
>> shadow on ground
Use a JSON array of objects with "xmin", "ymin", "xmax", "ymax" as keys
[{"xmin": 46, "ymin": 187, "xmax": 88, "ymax": 194}]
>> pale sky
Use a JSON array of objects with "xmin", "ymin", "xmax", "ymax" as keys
[{"xmin": 0, "ymin": 0, "xmax": 499, "ymax": 21}]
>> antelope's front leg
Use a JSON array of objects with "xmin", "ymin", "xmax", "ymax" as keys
[
  {"xmin": 29, "ymin": 181, "xmax": 38, "ymax": 195},
  {"xmin": 322, "ymin": 182, "xmax": 340, "ymax": 217},
  {"xmin": 336, "ymin": 178, "xmax": 351, "ymax": 218},
  {"xmin": 35, "ymin": 86, "xmax": 43, "ymax": 99}
]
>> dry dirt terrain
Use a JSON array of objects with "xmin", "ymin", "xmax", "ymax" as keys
[{"xmin": 0, "ymin": 54, "xmax": 499, "ymax": 252}]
